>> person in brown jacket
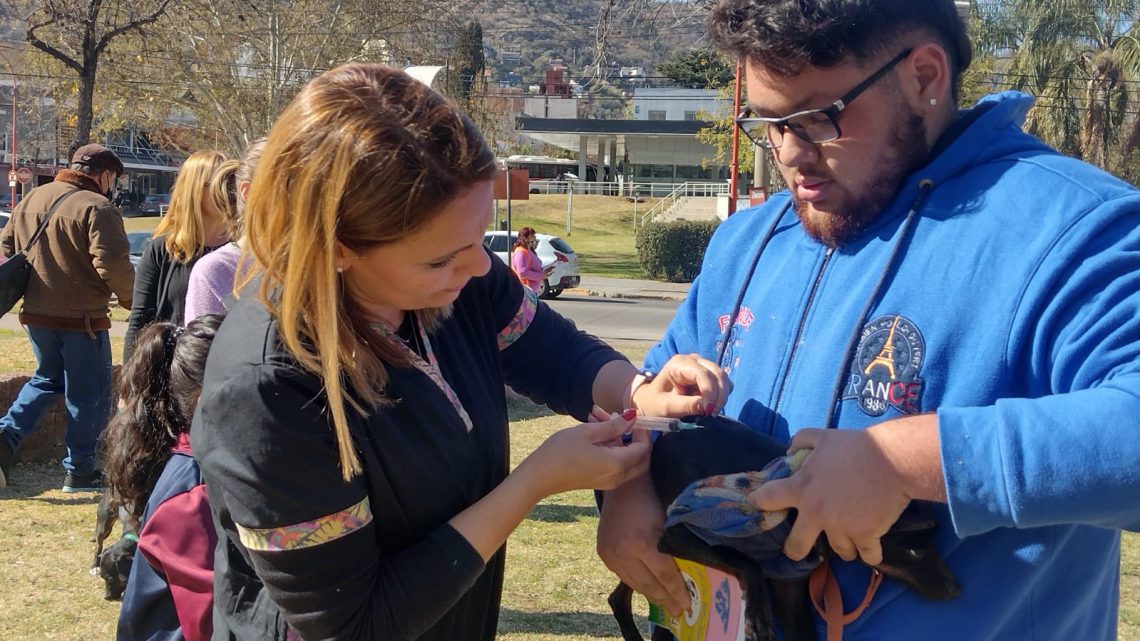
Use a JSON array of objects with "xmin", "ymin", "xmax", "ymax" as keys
[{"xmin": 0, "ymin": 144, "xmax": 134, "ymax": 492}]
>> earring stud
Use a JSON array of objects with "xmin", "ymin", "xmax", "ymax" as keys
[{"xmin": 929, "ymin": 98, "xmax": 938, "ymax": 106}]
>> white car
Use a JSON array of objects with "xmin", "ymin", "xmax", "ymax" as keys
[{"xmin": 482, "ymin": 230, "xmax": 581, "ymax": 299}]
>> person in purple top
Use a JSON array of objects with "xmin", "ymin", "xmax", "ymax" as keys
[{"xmin": 183, "ymin": 139, "xmax": 265, "ymax": 323}]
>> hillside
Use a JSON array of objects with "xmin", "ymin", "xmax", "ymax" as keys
[{"xmin": 458, "ymin": 0, "xmax": 710, "ymax": 93}]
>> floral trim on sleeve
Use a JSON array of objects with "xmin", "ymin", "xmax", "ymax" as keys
[
  {"xmin": 237, "ymin": 496, "xmax": 372, "ymax": 552},
  {"xmin": 498, "ymin": 287, "xmax": 538, "ymax": 351}
]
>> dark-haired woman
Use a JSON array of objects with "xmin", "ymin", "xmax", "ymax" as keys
[
  {"xmin": 104, "ymin": 315, "xmax": 224, "ymax": 641},
  {"xmin": 510, "ymin": 226, "xmax": 552, "ymax": 294}
]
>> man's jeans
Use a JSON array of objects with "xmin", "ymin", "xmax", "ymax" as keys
[{"xmin": 0, "ymin": 326, "xmax": 112, "ymax": 475}]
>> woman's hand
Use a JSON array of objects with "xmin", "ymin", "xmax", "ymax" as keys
[
  {"xmin": 516, "ymin": 410, "xmax": 651, "ymax": 499},
  {"xmin": 632, "ymin": 353, "xmax": 732, "ymax": 418}
]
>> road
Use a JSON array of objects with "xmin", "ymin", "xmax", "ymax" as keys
[
  {"xmin": 0, "ymin": 293, "xmax": 681, "ymax": 344},
  {"xmin": 547, "ymin": 294, "xmax": 679, "ymax": 343}
]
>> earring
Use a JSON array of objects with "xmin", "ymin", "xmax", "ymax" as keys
[
  {"xmin": 929, "ymin": 98, "xmax": 938, "ymax": 106},
  {"xmin": 336, "ymin": 267, "xmax": 344, "ymax": 273}
]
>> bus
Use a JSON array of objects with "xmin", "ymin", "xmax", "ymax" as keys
[{"xmin": 501, "ymin": 155, "xmax": 597, "ymax": 193}]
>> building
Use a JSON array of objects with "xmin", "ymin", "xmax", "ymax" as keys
[{"xmin": 515, "ymin": 86, "xmax": 733, "ymax": 191}]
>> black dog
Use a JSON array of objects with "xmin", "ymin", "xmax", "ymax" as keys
[
  {"xmin": 91, "ymin": 490, "xmax": 139, "ymax": 600},
  {"xmin": 608, "ymin": 415, "xmax": 961, "ymax": 641}
]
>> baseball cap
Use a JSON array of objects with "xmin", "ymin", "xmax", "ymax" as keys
[{"xmin": 71, "ymin": 144, "xmax": 125, "ymax": 176}]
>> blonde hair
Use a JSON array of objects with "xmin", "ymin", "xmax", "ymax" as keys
[
  {"xmin": 208, "ymin": 160, "xmax": 240, "ymax": 240},
  {"xmin": 235, "ymin": 138, "xmax": 266, "ymax": 220},
  {"xmin": 238, "ymin": 63, "xmax": 496, "ymax": 479},
  {"xmin": 155, "ymin": 150, "xmax": 228, "ymax": 262}
]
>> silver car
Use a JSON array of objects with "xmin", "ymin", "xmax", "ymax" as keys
[{"xmin": 482, "ymin": 230, "xmax": 581, "ymax": 299}]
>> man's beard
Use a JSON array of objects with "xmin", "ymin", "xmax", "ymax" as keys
[{"xmin": 794, "ymin": 106, "xmax": 930, "ymax": 248}]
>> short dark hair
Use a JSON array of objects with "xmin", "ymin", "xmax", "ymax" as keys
[{"xmin": 708, "ymin": 0, "xmax": 972, "ymax": 100}]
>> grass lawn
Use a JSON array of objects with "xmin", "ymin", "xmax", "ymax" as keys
[{"xmin": 490, "ymin": 194, "xmax": 658, "ymax": 279}]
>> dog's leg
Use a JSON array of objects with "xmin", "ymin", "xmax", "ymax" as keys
[
  {"xmin": 770, "ymin": 578, "xmax": 817, "ymax": 641},
  {"xmin": 91, "ymin": 493, "xmax": 116, "ymax": 573},
  {"xmin": 608, "ymin": 581, "xmax": 645, "ymax": 641},
  {"xmin": 738, "ymin": 569, "xmax": 775, "ymax": 641}
]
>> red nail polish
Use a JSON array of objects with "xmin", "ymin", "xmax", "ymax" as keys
[{"xmin": 621, "ymin": 408, "xmax": 637, "ymax": 420}]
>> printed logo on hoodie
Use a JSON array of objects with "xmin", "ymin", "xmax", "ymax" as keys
[{"xmin": 844, "ymin": 314, "xmax": 926, "ymax": 416}]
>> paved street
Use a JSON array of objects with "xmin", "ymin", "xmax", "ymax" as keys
[
  {"xmin": 0, "ymin": 291, "xmax": 681, "ymax": 344},
  {"xmin": 547, "ymin": 294, "xmax": 678, "ymax": 343}
]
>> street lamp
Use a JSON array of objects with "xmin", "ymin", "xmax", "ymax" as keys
[{"xmin": 0, "ymin": 47, "xmax": 17, "ymax": 208}]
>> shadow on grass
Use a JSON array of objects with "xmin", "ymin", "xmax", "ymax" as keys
[
  {"xmin": 506, "ymin": 392, "xmax": 556, "ymax": 421},
  {"xmin": 1, "ymin": 461, "xmax": 101, "ymax": 504},
  {"xmin": 498, "ymin": 608, "xmax": 643, "ymax": 638},
  {"xmin": 527, "ymin": 503, "xmax": 598, "ymax": 523}
]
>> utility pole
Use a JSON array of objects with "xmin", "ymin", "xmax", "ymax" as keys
[
  {"xmin": 0, "ymin": 47, "xmax": 17, "ymax": 207},
  {"xmin": 727, "ymin": 59, "xmax": 743, "ymax": 215}
]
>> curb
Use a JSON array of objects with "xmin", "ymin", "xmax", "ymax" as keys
[{"xmin": 563, "ymin": 287, "xmax": 688, "ymax": 302}]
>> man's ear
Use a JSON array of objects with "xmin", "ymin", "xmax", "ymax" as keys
[{"xmin": 903, "ymin": 42, "xmax": 951, "ymax": 111}]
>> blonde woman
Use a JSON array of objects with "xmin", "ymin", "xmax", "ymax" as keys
[
  {"xmin": 184, "ymin": 139, "xmax": 266, "ymax": 322},
  {"xmin": 124, "ymin": 150, "xmax": 229, "ymax": 359},
  {"xmin": 192, "ymin": 64, "xmax": 728, "ymax": 641}
]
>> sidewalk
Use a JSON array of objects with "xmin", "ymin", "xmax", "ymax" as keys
[{"xmin": 569, "ymin": 275, "xmax": 690, "ymax": 302}]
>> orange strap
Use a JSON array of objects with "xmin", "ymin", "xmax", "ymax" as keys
[{"xmin": 808, "ymin": 563, "xmax": 884, "ymax": 641}]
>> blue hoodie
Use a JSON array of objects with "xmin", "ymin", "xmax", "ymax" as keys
[{"xmin": 645, "ymin": 92, "xmax": 1140, "ymax": 640}]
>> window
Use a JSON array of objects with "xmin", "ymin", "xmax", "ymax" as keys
[
  {"xmin": 548, "ymin": 238, "xmax": 574, "ymax": 254},
  {"xmin": 485, "ymin": 234, "xmax": 510, "ymax": 253},
  {"xmin": 648, "ymin": 110, "xmax": 667, "ymax": 121},
  {"xmin": 675, "ymin": 165, "xmax": 713, "ymax": 180},
  {"xmin": 684, "ymin": 111, "xmax": 699, "ymax": 121},
  {"xmin": 635, "ymin": 164, "xmax": 674, "ymax": 179}
]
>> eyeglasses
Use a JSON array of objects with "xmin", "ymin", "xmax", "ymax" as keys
[{"xmin": 735, "ymin": 49, "xmax": 913, "ymax": 150}]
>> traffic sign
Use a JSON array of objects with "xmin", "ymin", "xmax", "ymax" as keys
[{"xmin": 15, "ymin": 167, "xmax": 32, "ymax": 184}]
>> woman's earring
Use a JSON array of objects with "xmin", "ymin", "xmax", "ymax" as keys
[
  {"xmin": 929, "ymin": 98, "xmax": 938, "ymax": 106},
  {"xmin": 336, "ymin": 267, "xmax": 344, "ymax": 273}
]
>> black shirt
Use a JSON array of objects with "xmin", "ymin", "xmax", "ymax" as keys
[{"xmin": 193, "ymin": 253, "xmax": 626, "ymax": 640}]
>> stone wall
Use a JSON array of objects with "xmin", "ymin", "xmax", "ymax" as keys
[{"xmin": 0, "ymin": 366, "xmax": 121, "ymax": 463}]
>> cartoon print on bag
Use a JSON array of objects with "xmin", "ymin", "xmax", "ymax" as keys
[{"xmin": 844, "ymin": 314, "xmax": 925, "ymax": 416}]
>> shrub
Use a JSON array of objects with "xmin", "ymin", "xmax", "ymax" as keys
[{"xmin": 636, "ymin": 220, "xmax": 720, "ymax": 283}]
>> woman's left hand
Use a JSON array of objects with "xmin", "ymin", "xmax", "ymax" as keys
[{"xmin": 632, "ymin": 353, "xmax": 731, "ymax": 418}]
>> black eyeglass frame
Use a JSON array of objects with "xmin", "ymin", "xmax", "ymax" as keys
[{"xmin": 736, "ymin": 48, "xmax": 914, "ymax": 149}]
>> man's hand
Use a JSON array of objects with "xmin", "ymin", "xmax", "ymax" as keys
[
  {"xmin": 597, "ymin": 474, "xmax": 690, "ymax": 616},
  {"xmin": 749, "ymin": 414, "xmax": 945, "ymax": 565},
  {"xmin": 633, "ymin": 353, "xmax": 731, "ymax": 418}
]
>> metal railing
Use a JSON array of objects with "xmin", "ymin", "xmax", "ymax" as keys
[
  {"xmin": 529, "ymin": 180, "xmax": 730, "ymax": 199},
  {"xmin": 638, "ymin": 181, "xmax": 730, "ymax": 226}
]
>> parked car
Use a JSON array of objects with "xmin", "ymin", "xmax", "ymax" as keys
[
  {"xmin": 482, "ymin": 230, "xmax": 580, "ymax": 299},
  {"xmin": 0, "ymin": 192, "xmax": 20, "ymax": 211},
  {"xmin": 137, "ymin": 193, "xmax": 171, "ymax": 216},
  {"xmin": 127, "ymin": 231, "xmax": 153, "ymax": 268}
]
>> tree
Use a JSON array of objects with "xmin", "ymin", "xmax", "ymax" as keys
[
  {"xmin": 4, "ymin": 0, "xmax": 175, "ymax": 150},
  {"xmin": 973, "ymin": 0, "xmax": 1140, "ymax": 172},
  {"xmin": 105, "ymin": 0, "xmax": 460, "ymax": 155},
  {"xmin": 451, "ymin": 21, "xmax": 485, "ymax": 102},
  {"xmin": 658, "ymin": 47, "xmax": 733, "ymax": 89}
]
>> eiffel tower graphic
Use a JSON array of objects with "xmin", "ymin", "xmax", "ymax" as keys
[{"xmin": 863, "ymin": 315, "xmax": 901, "ymax": 380}]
